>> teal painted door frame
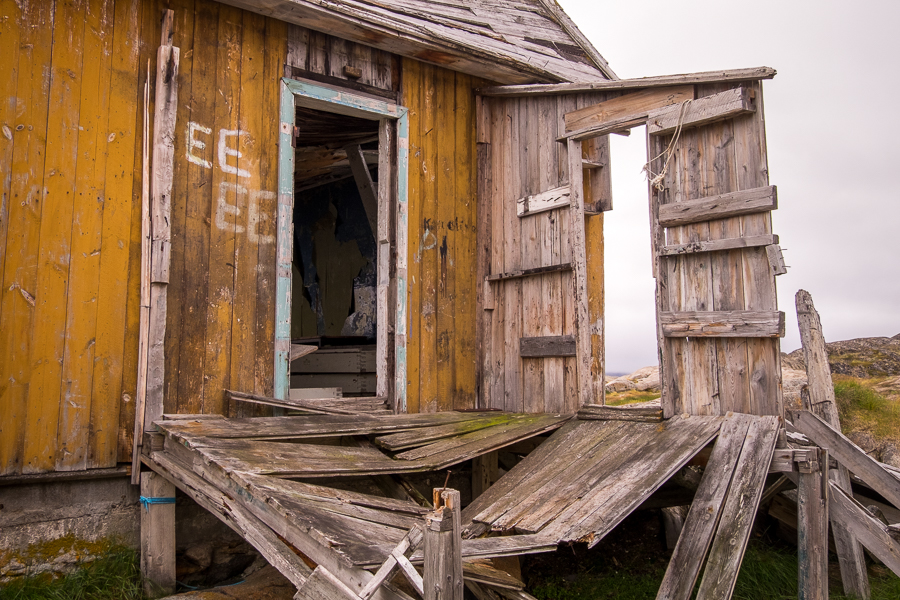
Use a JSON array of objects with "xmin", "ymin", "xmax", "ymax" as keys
[{"xmin": 277, "ymin": 79, "xmax": 409, "ymax": 411}]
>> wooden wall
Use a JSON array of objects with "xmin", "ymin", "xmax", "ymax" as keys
[
  {"xmin": 0, "ymin": 0, "xmax": 287, "ymax": 475},
  {"xmin": 402, "ymin": 58, "xmax": 482, "ymax": 413},
  {"xmin": 478, "ymin": 94, "xmax": 608, "ymax": 414}
]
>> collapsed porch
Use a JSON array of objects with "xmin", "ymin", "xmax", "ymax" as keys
[{"xmin": 138, "ymin": 396, "xmax": 900, "ymax": 600}]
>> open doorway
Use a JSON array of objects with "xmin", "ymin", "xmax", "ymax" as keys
[
  {"xmin": 603, "ymin": 127, "xmax": 659, "ymax": 393},
  {"xmin": 276, "ymin": 79, "xmax": 409, "ymax": 410},
  {"xmin": 290, "ymin": 106, "xmax": 379, "ymax": 398}
]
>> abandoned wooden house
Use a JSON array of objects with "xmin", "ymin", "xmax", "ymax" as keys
[{"xmin": 2, "ymin": 0, "xmax": 900, "ymax": 598}]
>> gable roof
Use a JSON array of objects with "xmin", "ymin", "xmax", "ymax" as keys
[{"xmin": 224, "ymin": 0, "xmax": 617, "ymax": 84}]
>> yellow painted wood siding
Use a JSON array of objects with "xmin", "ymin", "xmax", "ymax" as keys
[
  {"xmin": 401, "ymin": 59, "xmax": 481, "ymax": 413},
  {"xmin": 0, "ymin": 0, "xmax": 286, "ymax": 475}
]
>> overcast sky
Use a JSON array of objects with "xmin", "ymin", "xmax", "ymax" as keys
[{"xmin": 557, "ymin": 0, "xmax": 900, "ymax": 373}]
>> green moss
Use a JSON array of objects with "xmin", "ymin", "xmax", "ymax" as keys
[
  {"xmin": 1, "ymin": 535, "xmax": 120, "ymax": 577},
  {"xmin": 0, "ymin": 544, "xmax": 143, "ymax": 600},
  {"xmin": 605, "ymin": 391, "xmax": 660, "ymax": 407}
]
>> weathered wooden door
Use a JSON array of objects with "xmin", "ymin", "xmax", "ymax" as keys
[
  {"xmin": 646, "ymin": 82, "xmax": 786, "ymax": 418},
  {"xmin": 475, "ymin": 95, "xmax": 609, "ymax": 414}
]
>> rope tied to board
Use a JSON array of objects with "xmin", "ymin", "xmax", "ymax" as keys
[
  {"xmin": 139, "ymin": 495, "xmax": 176, "ymax": 511},
  {"xmin": 642, "ymin": 99, "xmax": 693, "ymax": 192}
]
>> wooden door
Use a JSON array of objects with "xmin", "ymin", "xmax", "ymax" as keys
[
  {"xmin": 646, "ymin": 82, "xmax": 786, "ymax": 418},
  {"xmin": 475, "ymin": 95, "xmax": 608, "ymax": 414}
]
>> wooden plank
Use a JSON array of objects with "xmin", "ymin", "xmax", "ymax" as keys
[
  {"xmin": 156, "ymin": 411, "xmax": 497, "ymax": 442},
  {"xmin": 56, "ymin": 0, "xmax": 114, "ymax": 471},
  {"xmin": 695, "ymin": 416, "xmax": 780, "ymax": 600},
  {"xmin": 486, "ymin": 262, "xmax": 572, "ymax": 282},
  {"xmin": 830, "ymin": 482, "xmax": 900, "ymax": 576},
  {"xmin": 795, "ymin": 410, "xmax": 900, "ymax": 509},
  {"xmin": 227, "ymin": 389, "xmax": 359, "ymax": 415},
  {"xmin": 519, "ymin": 336, "xmax": 575, "ymax": 358},
  {"xmin": 21, "ymin": 0, "xmax": 85, "ymax": 473},
  {"xmin": 648, "ymin": 87, "xmax": 754, "ymax": 136},
  {"xmin": 477, "ymin": 67, "xmax": 777, "ymax": 97},
  {"xmin": 424, "ymin": 490, "xmax": 464, "ymax": 600},
  {"xmin": 576, "ymin": 404, "xmax": 662, "ymax": 422},
  {"xmin": 564, "ymin": 86, "xmax": 693, "ymax": 133},
  {"xmin": 375, "ymin": 416, "xmax": 520, "ymax": 451},
  {"xmin": 515, "ymin": 185, "xmax": 569, "ymax": 217},
  {"xmin": 766, "ymin": 244, "xmax": 788, "ymax": 276},
  {"xmin": 567, "ymin": 138, "xmax": 593, "ymax": 406},
  {"xmin": 658, "ymin": 186, "xmax": 777, "ymax": 227},
  {"xmin": 540, "ymin": 417, "xmax": 723, "ymax": 541},
  {"xmin": 0, "ymin": 0, "xmax": 52, "ymax": 474},
  {"xmin": 659, "ymin": 310, "xmax": 784, "ymax": 338},
  {"xmin": 475, "ymin": 97, "xmax": 493, "ymax": 409},
  {"xmin": 561, "ymin": 113, "xmax": 647, "ymax": 143},
  {"xmin": 140, "ymin": 470, "xmax": 176, "ymax": 596},
  {"xmin": 395, "ymin": 414, "xmax": 569, "ymax": 461},
  {"xmin": 659, "ymin": 234, "xmax": 777, "ymax": 256},
  {"xmin": 132, "ymin": 64, "xmax": 152, "ymax": 484},
  {"xmin": 656, "ymin": 414, "xmax": 753, "ymax": 600},
  {"xmin": 798, "ymin": 448, "xmax": 829, "ymax": 600}
]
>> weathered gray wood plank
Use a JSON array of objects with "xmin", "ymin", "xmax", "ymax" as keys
[
  {"xmin": 648, "ymin": 87, "xmax": 754, "ymax": 136},
  {"xmin": 659, "ymin": 234, "xmax": 777, "ymax": 256},
  {"xmin": 576, "ymin": 404, "xmax": 662, "ymax": 422},
  {"xmin": 516, "ymin": 185, "xmax": 570, "ymax": 217},
  {"xmin": 658, "ymin": 186, "xmax": 776, "ymax": 227},
  {"xmin": 660, "ymin": 311, "xmax": 784, "ymax": 338},
  {"xmin": 695, "ymin": 416, "xmax": 780, "ymax": 600},
  {"xmin": 798, "ymin": 448, "xmax": 829, "ymax": 600},
  {"xmin": 656, "ymin": 414, "xmax": 753, "ymax": 600},
  {"xmin": 830, "ymin": 482, "xmax": 900, "ymax": 576},
  {"xmin": 519, "ymin": 336, "xmax": 576, "ymax": 358}
]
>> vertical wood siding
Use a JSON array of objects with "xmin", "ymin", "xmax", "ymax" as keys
[
  {"xmin": 0, "ymin": 0, "xmax": 287, "ymax": 475},
  {"xmin": 479, "ymin": 92, "xmax": 610, "ymax": 414},
  {"xmin": 402, "ymin": 58, "xmax": 481, "ymax": 413}
]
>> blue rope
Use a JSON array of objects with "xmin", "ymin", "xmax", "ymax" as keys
[{"xmin": 139, "ymin": 495, "xmax": 176, "ymax": 511}]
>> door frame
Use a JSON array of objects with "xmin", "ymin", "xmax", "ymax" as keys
[{"xmin": 277, "ymin": 78, "xmax": 410, "ymax": 411}]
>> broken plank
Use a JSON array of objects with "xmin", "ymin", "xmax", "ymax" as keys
[
  {"xmin": 659, "ymin": 234, "xmax": 777, "ymax": 256},
  {"xmin": 145, "ymin": 454, "xmax": 312, "ymax": 590},
  {"xmin": 695, "ymin": 416, "xmax": 780, "ymax": 600},
  {"xmin": 794, "ymin": 410, "xmax": 900, "ymax": 510},
  {"xmin": 519, "ymin": 336, "xmax": 575, "ymax": 358},
  {"xmin": 375, "ymin": 415, "xmax": 521, "ymax": 451},
  {"xmin": 648, "ymin": 87, "xmax": 754, "ymax": 136},
  {"xmin": 656, "ymin": 414, "xmax": 753, "ymax": 600},
  {"xmin": 659, "ymin": 311, "xmax": 785, "ymax": 338},
  {"xmin": 830, "ymin": 482, "xmax": 900, "ymax": 576},
  {"xmin": 395, "ymin": 536, "xmax": 556, "ymax": 569},
  {"xmin": 516, "ymin": 185, "xmax": 569, "ymax": 217},
  {"xmin": 658, "ymin": 186, "xmax": 777, "ymax": 227},
  {"xmin": 576, "ymin": 404, "xmax": 662, "ymax": 422},
  {"xmin": 394, "ymin": 414, "xmax": 569, "ymax": 461},
  {"xmin": 359, "ymin": 526, "xmax": 424, "ymax": 600},
  {"xmin": 559, "ymin": 113, "xmax": 647, "ymax": 143},
  {"xmin": 227, "ymin": 389, "xmax": 358, "ymax": 415},
  {"xmin": 564, "ymin": 86, "xmax": 693, "ymax": 133}
]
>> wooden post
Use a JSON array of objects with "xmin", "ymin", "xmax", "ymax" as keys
[
  {"xmin": 140, "ymin": 471, "xmax": 176, "ymax": 597},
  {"xmin": 146, "ymin": 10, "xmax": 179, "ymax": 430},
  {"xmin": 798, "ymin": 448, "xmax": 829, "ymax": 600},
  {"xmin": 424, "ymin": 488, "xmax": 463, "ymax": 600},
  {"xmin": 796, "ymin": 289, "xmax": 870, "ymax": 599}
]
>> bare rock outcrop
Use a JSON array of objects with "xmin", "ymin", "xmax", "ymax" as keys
[{"xmin": 781, "ymin": 334, "xmax": 900, "ymax": 379}]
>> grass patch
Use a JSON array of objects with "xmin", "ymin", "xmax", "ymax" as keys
[
  {"xmin": 605, "ymin": 391, "xmax": 660, "ymax": 407},
  {"xmin": 834, "ymin": 376, "xmax": 900, "ymax": 446},
  {"xmin": 0, "ymin": 545, "xmax": 143, "ymax": 600}
]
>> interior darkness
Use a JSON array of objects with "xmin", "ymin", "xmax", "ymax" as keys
[{"xmin": 291, "ymin": 105, "xmax": 380, "ymax": 342}]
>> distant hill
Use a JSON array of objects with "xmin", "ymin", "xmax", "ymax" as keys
[{"xmin": 782, "ymin": 334, "xmax": 900, "ymax": 378}]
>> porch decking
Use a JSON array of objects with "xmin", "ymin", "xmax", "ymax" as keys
[{"xmin": 141, "ymin": 403, "xmax": 803, "ymax": 599}]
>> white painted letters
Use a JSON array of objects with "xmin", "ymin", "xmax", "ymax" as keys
[
  {"xmin": 186, "ymin": 121, "xmax": 213, "ymax": 168},
  {"xmin": 216, "ymin": 182, "xmax": 247, "ymax": 234},
  {"xmin": 185, "ymin": 121, "xmax": 276, "ymax": 243},
  {"xmin": 218, "ymin": 129, "xmax": 251, "ymax": 178}
]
